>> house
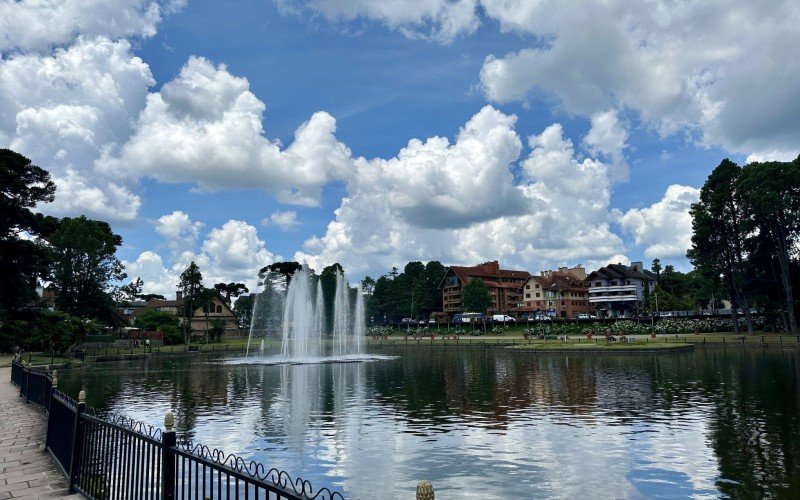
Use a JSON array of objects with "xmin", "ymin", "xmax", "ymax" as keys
[
  {"xmin": 585, "ymin": 262, "xmax": 656, "ymax": 318},
  {"xmin": 135, "ymin": 291, "xmax": 241, "ymax": 338},
  {"xmin": 520, "ymin": 266, "xmax": 592, "ymax": 319},
  {"xmin": 439, "ymin": 261, "xmax": 531, "ymax": 315}
]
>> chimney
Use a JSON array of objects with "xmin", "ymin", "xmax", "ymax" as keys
[
  {"xmin": 630, "ymin": 261, "xmax": 643, "ymax": 272},
  {"xmin": 176, "ymin": 291, "xmax": 183, "ymax": 300}
]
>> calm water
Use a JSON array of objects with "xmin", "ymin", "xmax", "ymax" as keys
[{"xmin": 58, "ymin": 346, "xmax": 800, "ymax": 499}]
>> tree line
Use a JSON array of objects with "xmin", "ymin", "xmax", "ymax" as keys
[{"xmin": 688, "ymin": 157, "xmax": 800, "ymax": 334}]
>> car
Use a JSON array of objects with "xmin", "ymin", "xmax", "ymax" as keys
[
  {"xmin": 536, "ymin": 315, "xmax": 552, "ymax": 321},
  {"xmin": 400, "ymin": 318, "xmax": 415, "ymax": 325},
  {"xmin": 492, "ymin": 314, "xmax": 516, "ymax": 323},
  {"xmin": 418, "ymin": 320, "xmax": 426, "ymax": 325}
]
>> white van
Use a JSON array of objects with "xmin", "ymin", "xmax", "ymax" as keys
[{"xmin": 492, "ymin": 314, "xmax": 516, "ymax": 323}]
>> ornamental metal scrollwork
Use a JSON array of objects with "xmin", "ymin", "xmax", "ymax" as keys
[{"xmin": 178, "ymin": 440, "xmax": 345, "ymax": 499}]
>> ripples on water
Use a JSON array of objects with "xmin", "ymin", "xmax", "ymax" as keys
[{"xmin": 58, "ymin": 346, "xmax": 800, "ymax": 498}]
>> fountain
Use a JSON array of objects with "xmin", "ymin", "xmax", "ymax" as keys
[{"xmin": 239, "ymin": 266, "xmax": 387, "ymax": 366}]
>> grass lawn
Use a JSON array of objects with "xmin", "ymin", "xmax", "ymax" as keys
[{"xmin": 509, "ymin": 341, "xmax": 692, "ymax": 351}]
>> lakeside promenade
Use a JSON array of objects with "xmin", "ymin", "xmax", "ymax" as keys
[{"xmin": 0, "ymin": 357, "xmax": 78, "ymax": 499}]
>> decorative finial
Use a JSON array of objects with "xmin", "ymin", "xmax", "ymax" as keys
[
  {"xmin": 52, "ymin": 376, "xmax": 58, "ymax": 388},
  {"xmin": 78, "ymin": 389, "xmax": 86, "ymax": 403},
  {"xmin": 416, "ymin": 480, "xmax": 435, "ymax": 500},
  {"xmin": 164, "ymin": 411, "xmax": 175, "ymax": 432}
]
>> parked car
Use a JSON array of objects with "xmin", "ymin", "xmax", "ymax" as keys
[
  {"xmin": 535, "ymin": 315, "xmax": 552, "ymax": 321},
  {"xmin": 400, "ymin": 318, "xmax": 415, "ymax": 325},
  {"xmin": 492, "ymin": 314, "xmax": 516, "ymax": 323},
  {"xmin": 577, "ymin": 313, "xmax": 596, "ymax": 320}
]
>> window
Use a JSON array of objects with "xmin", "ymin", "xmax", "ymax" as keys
[
  {"xmin": 525, "ymin": 293, "xmax": 530, "ymax": 298},
  {"xmin": 610, "ymin": 280, "xmax": 617, "ymax": 286},
  {"xmin": 536, "ymin": 293, "xmax": 540, "ymax": 297},
  {"xmin": 535, "ymin": 284, "xmax": 540, "ymax": 289},
  {"xmin": 216, "ymin": 305, "xmax": 222, "ymax": 313},
  {"xmin": 526, "ymin": 284, "xmax": 530, "ymax": 290},
  {"xmin": 595, "ymin": 282, "xmax": 602, "ymax": 287}
]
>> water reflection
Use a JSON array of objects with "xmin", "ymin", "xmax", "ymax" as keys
[{"xmin": 59, "ymin": 347, "xmax": 800, "ymax": 498}]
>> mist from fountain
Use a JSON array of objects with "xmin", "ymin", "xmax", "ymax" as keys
[{"xmin": 243, "ymin": 266, "xmax": 379, "ymax": 365}]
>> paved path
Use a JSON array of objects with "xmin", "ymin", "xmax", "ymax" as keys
[{"xmin": 0, "ymin": 359, "xmax": 80, "ymax": 499}]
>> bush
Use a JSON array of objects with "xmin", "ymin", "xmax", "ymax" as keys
[{"xmin": 208, "ymin": 319, "xmax": 225, "ymax": 343}]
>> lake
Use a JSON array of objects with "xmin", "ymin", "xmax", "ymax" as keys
[{"xmin": 58, "ymin": 346, "xmax": 800, "ymax": 498}]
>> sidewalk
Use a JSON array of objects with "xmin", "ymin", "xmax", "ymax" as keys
[{"xmin": 0, "ymin": 359, "xmax": 80, "ymax": 499}]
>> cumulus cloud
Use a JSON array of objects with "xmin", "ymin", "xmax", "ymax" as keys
[
  {"xmin": 478, "ymin": 0, "xmax": 800, "ymax": 158},
  {"xmin": 296, "ymin": 107, "xmax": 625, "ymax": 276},
  {"xmin": 130, "ymin": 219, "xmax": 280, "ymax": 297},
  {"xmin": 0, "ymin": 36, "xmax": 154, "ymax": 221},
  {"xmin": 0, "ymin": 0, "xmax": 185, "ymax": 53},
  {"xmin": 263, "ymin": 211, "xmax": 300, "ymax": 231},
  {"xmin": 154, "ymin": 211, "xmax": 204, "ymax": 256},
  {"xmin": 621, "ymin": 184, "xmax": 700, "ymax": 259},
  {"xmin": 275, "ymin": 0, "xmax": 479, "ymax": 42},
  {"xmin": 99, "ymin": 56, "xmax": 353, "ymax": 206}
]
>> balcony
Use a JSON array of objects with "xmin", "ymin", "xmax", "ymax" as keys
[{"xmin": 589, "ymin": 294, "xmax": 638, "ymax": 303}]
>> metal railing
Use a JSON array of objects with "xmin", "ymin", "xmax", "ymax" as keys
[{"xmin": 10, "ymin": 359, "xmax": 344, "ymax": 500}]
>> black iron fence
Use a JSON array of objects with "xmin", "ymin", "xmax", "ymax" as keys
[{"xmin": 10, "ymin": 359, "xmax": 344, "ymax": 500}]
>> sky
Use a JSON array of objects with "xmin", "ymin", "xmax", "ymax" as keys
[{"xmin": 2, "ymin": 0, "xmax": 799, "ymax": 297}]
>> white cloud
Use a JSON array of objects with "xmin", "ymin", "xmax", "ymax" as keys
[
  {"xmin": 263, "ymin": 210, "xmax": 300, "ymax": 231},
  {"xmin": 123, "ymin": 251, "xmax": 179, "ymax": 298},
  {"xmin": 478, "ymin": 0, "xmax": 800, "ymax": 158},
  {"xmin": 621, "ymin": 184, "xmax": 700, "ymax": 259},
  {"xmin": 582, "ymin": 109, "xmax": 628, "ymax": 182},
  {"xmin": 195, "ymin": 220, "xmax": 279, "ymax": 290},
  {"xmin": 296, "ymin": 108, "xmax": 625, "ymax": 276},
  {"xmin": 276, "ymin": 0, "xmax": 480, "ymax": 43},
  {"xmin": 131, "ymin": 219, "xmax": 281, "ymax": 297},
  {"xmin": 0, "ymin": 36, "xmax": 154, "ymax": 221},
  {"xmin": 0, "ymin": 0, "xmax": 185, "ymax": 53},
  {"xmin": 99, "ymin": 56, "xmax": 354, "ymax": 207},
  {"xmin": 154, "ymin": 211, "xmax": 204, "ymax": 256}
]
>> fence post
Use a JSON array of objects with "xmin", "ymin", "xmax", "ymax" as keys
[
  {"xmin": 162, "ymin": 411, "xmax": 176, "ymax": 500},
  {"xmin": 417, "ymin": 480, "xmax": 434, "ymax": 500},
  {"xmin": 68, "ymin": 389, "xmax": 87, "ymax": 493},
  {"xmin": 45, "ymin": 374, "xmax": 58, "ymax": 450}
]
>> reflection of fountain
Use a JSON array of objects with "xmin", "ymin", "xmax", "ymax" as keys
[{"xmin": 243, "ymin": 266, "xmax": 377, "ymax": 365}]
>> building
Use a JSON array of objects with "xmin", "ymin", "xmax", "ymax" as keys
[
  {"xmin": 519, "ymin": 266, "xmax": 592, "ymax": 319},
  {"xmin": 135, "ymin": 291, "xmax": 241, "ymax": 338},
  {"xmin": 585, "ymin": 262, "xmax": 656, "ymax": 318},
  {"xmin": 440, "ymin": 261, "xmax": 531, "ymax": 315}
]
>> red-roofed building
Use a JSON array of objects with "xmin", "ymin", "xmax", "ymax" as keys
[
  {"xmin": 439, "ymin": 261, "xmax": 531, "ymax": 315},
  {"xmin": 520, "ymin": 266, "xmax": 592, "ymax": 319}
]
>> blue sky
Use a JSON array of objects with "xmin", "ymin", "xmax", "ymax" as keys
[{"xmin": 2, "ymin": 0, "xmax": 797, "ymax": 296}]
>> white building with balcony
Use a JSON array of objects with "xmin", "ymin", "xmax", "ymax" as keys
[{"xmin": 585, "ymin": 262, "xmax": 656, "ymax": 318}]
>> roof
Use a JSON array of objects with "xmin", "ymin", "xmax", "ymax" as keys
[
  {"xmin": 530, "ymin": 272, "xmax": 588, "ymax": 291},
  {"xmin": 587, "ymin": 263, "xmax": 657, "ymax": 282},
  {"xmin": 441, "ymin": 261, "xmax": 531, "ymax": 289}
]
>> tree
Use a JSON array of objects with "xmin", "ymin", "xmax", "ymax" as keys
[
  {"xmin": 424, "ymin": 261, "xmax": 447, "ymax": 314},
  {"xmin": 738, "ymin": 158, "xmax": 800, "ymax": 334},
  {"xmin": 133, "ymin": 310, "xmax": 181, "ymax": 345},
  {"xmin": 0, "ymin": 149, "xmax": 57, "ymax": 312},
  {"xmin": 259, "ymin": 261, "xmax": 302, "ymax": 290},
  {"xmin": 178, "ymin": 262, "xmax": 204, "ymax": 344},
  {"xmin": 138, "ymin": 293, "xmax": 166, "ymax": 302},
  {"xmin": 208, "ymin": 319, "xmax": 226, "ymax": 343},
  {"xmin": 214, "ymin": 282, "xmax": 249, "ymax": 301},
  {"xmin": 117, "ymin": 277, "xmax": 143, "ymax": 305},
  {"xmin": 49, "ymin": 216, "xmax": 126, "ymax": 324},
  {"xmin": 233, "ymin": 295, "xmax": 254, "ymax": 329},
  {"xmin": 361, "ymin": 276, "xmax": 376, "ymax": 296},
  {"xmin": 687, "ymin": 159, "xmax": 754, "ymax": 334},
  {"xmin": 320, "ymin": 263, "xmax": 344, "ymax": 331},
  {"xmin": 462, "ymin": 278, "xmax": 493, "ymax": 313},
  {"xmin": 651, "ymin": 259, "xmax": 662, "ymax": 282}
]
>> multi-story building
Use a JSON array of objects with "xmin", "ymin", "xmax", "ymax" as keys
[
  {"xmin": 440, "ymin": 261, "xmax": 531, "ymax": 315},
  {"xmin": 585, "ymin": 262, "xmax": 656, "ymax": 317},
  {"xmin": 519, "ymin": 266, "xmax": 592, "ymax": 318}
]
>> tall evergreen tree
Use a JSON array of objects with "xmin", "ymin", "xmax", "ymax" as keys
[
  {"xmin": 687, "ymin": 159, "xmax": 753, "ymax": 334},
  {"xmin": 738, "ymin": 158, "xmax": 800, "ymax": 333},
  {"xmin": 179, "ymin": 261, "xmax": 204, "ymax": 344},
  {"xmin": 49, "ymin": 216, "xmax": 126, "ymax": 324},
  {"xmin": 0, "ymin": 149, "xmax": 57, "ymax": 312}
]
